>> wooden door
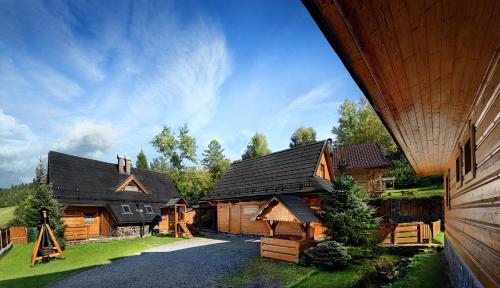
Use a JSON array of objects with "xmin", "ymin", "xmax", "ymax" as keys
[
  {"xmin": 100, "ymin": 208, "xmax": 110, "ymax": 236},
  {"xmin": 84, "ymin": 208, "xmax": 100, "ymax": 237},
  {"xmin": 229, "ymin": 205, "xmax": 241, "ymax": 234},
  {"xmin": 217, "ymin": 204, "xmax": 230, "ymax": 232}
]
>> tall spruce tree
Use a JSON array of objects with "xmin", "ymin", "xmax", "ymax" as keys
[
  {"xmin": 321, "ymin": 175, "xmax": 379, "ymax": 246},
  {"xmin": 242, "ymin": 133, "xmax": 271, "ymax": 160},
  {"xmin": 136, "ymin": 149, "xmax": 149, "ymax": 169},
  {"xmin": 202, "ymin": 140, "xmax": 230, "ymax": 180},
  {"xmin": 12, "ymin": 158, "xmax": 66, "ymax": 248}
]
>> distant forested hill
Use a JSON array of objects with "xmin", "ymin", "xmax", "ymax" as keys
[{"xmin": 0, "ymin": 183, "xmax": 33, "ymax": 207}]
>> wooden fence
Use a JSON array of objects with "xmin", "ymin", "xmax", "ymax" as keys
[
  {"xmin": 379, "ymin": 222, "xmax": 434, "ymax": 245},
  {"xmin": 375, "ymin": 198, "xmax": 443, "ymax": 223},
  {"xmin": 65, "ymin": 225, "xmax": 90, "ymax": 241},
  {"xmin": 432, "ymin": 220, "xmax": 441, "ymax": 237},
  {"xmin": 10, "ymin": 227, "xmax": 28, "ymax": 244}
]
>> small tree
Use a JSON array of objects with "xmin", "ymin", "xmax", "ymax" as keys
[
  {"xmin": 290, "ymin": 127, "xmax": 317, "ymax": 148},
  {"xmin": 202, "ymin": 140, "xmax": 230, "ymax": 180},
  {"xmin": 12, "ymin": 158, "xmax": 66, "ymax": 248},
  {"xmin": 242, "ymin": 133, "xmax": 271, "ymax": 160},
  {"xmin": 136, "ymin": 149, "xmax": 149, "ymax": 170},
  {"xmin": 321, "ymin": 175, "xmax": 379, "ymax": 246}
]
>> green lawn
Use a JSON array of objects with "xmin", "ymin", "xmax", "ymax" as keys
[
  {"xmin": 0, "ymin": 206, "xmax": 16, "ymax": 228},
  {"xmin": 227, "ymin": 255, "xmax": 399, "ymax": 288},
  {"xmin": 381, "ymin": 185, "xmax": 443, "ymax": 199},
  {"xmin": 391, "ymin": 250, "xmax": 449, "ymax": 288},
  {"xmin": 0, "ymin": 235, "xmax": 182, "ymax": 288}
]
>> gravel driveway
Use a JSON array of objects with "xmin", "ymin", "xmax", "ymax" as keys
[{"xmin": 50, "ymin": 233, "xmax": 260, "ymax": 288}]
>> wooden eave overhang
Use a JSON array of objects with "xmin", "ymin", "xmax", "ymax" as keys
[{"xmin": 303, "ymin": 0, "xmax": 500, "ymax": 175}]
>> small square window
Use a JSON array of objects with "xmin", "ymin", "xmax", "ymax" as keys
[
  {"xmin": 144, "ymin": 205, "xmax": 153, "ymax": 214},
  {"xmin": 122, "ymin": 205, "xmax": 131, "ymax": 214},
  {"xmin": 84, "ymin": 212, "xmax": 95, "ymax": 223}
]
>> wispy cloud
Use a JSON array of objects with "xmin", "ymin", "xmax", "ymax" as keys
[{"xmin": 275, "ymin": 82, "xmax": 341, "ymax": 127}]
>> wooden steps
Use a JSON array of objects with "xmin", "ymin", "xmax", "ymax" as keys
[{"xmin": 179, "ymin": 221, "xmax": 193, "ymax": 239}]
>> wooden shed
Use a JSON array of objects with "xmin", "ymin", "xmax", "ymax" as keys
[{"xmin": 252, "ymin": 195, "xmax": 318, "ymax": 263}]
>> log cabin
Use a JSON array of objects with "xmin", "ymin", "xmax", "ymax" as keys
[
  {"xmin": 48, "ymin": 151, "xmax": 188, "ymax": 240},
  {"xmin": 202, "ymin": 140, "xmax": 390, "ymax": 239},
  {"xmin": 333, "ymin": 143, "xmax": 391, "ymax": 194},
  {"xmin": 302, "ymin": 0, "xmax": 499, "ymax": 286}
]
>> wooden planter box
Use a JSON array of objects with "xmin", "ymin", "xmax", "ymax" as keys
[{"xmin": 260, "ymin": 236, "xmax": 315, "ymax": 263}]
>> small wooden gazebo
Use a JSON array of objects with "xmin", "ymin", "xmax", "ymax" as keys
[{"xmin": 252, "ymin": 195, "xmax": 319, "ymax": 263}]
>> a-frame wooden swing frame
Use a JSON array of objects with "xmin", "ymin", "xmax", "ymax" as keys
[{"xmin": 31, "ymin": 208, "xmax": 64, "ymax": 266}]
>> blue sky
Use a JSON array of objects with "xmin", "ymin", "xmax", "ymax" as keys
[{"xmin": 0, "ymin": 0, "xmax": 362, "ymax": 187}]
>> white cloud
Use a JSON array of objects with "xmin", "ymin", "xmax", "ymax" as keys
[
  {"xmin": 0, "ymin": 110, "xmax": 40, "ymax": 186},
  {"xmin": 0, "ymin": 109, "xmax": 36, "ymax": 158},
  {"xmin": 56, "ymin": 120, "xmax": 118, "ymax": 159}
]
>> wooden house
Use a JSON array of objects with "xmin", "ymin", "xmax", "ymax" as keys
[
  {"xmin": 333, "ymin": 143, "xmax": 391, "ymax": 194},
  {"xmin": 202, "ymin": 140, "xmax": 390, "ymax": 239},
  {"xmin": 303, "ymin": 0, "xmax": 499, "ymax": 286},
  {"xmin": 48, "ymin": 151, "xmax": 190, "ymax": 240}
]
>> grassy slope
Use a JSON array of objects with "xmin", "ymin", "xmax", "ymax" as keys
[
  {"xmin": 227, "ymin": 255, "xmax": 398, "ymax": 288},
  {"xmin": 0, "ymin": 206, "xmax": 16, "ymax": 228},
  {"xmin": 391, "ymin": 251, "xmax": 449, "ymax": 288},
  {"xmin": 0, "ymin": 236, "xmax": 182, "ymax": 288},
  {"xmin": 380, "ymin": 185, "xmax": 443, "ymax": 199}
]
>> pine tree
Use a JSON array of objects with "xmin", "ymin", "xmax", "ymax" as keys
[
  {"xmin": 321, "ymin": 175, "xmax": 379, "ymax": 246},
  {"xmin": 136, "ymin": 149, "xmax": 149, "ymax": 169},
  {"xmin": 202, "ymin": 140, "xmax": 230, "ymax": 180},
  {"xmin": 12, "ymin": 158, "xmax": 66, "ymax": 248}
]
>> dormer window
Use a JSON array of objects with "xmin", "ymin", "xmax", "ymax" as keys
[
  {"xmin": 122, "ymin": 205, "xmax": 132, "ymax": 214},
  {"xmin": 124, "ymin": 183, "xmax": 139, "ymax": 192},
  {"xmin": 116, "ymin": 175, "xmax": 149, "ymax": 194},
  {"xmin": 144, "ymin": 205, "xmax": 153, "ymax": 214},
  {"xmin": 320, "ymin": 164, "xmax": 326, "ymax": 178}
]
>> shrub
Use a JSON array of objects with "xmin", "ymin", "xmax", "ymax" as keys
[{"xmin": 301, "ymin": 241, "xmax": 352, "ymax": 269}]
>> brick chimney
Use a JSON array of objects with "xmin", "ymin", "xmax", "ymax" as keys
[
  {"xmin": 125, "ymin": 157, "xmax": 132, "ymax": 175},
  {"xmin": 117, "ymin": 155, "xmax": 125, "ymax": 174}
]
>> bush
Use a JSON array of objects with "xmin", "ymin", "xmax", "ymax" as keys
[{"xmin": 301, "ymin": 241, "xmax": 352, "ymax": 269}]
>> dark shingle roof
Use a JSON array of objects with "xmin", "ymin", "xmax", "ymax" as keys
[
  {"xmin": 252, "ymin": 195, "xmax": 320, "ymax": 223},
  {"xmin": 202, "ymin": 141, "xmax": 333, "ymax": 201},
  {"xmin": 48, "ymin": 151, "xmax": 180, "ymax": 224},
  {"xmin": 277, "ymin": 195, "xmax": 320, "ymax": 223},
  {"xmin": 333, "ymin": 143, "xmax": 391, "ymax": 169}
]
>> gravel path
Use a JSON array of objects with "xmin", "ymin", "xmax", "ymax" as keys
[{"xmin": 49, "ymin": 233, "xmax": 260, "ymax": 288}]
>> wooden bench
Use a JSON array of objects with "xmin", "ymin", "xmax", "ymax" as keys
[{"xmin": 65, "ymin": 225, "xmax": 90, "ymax": 241}]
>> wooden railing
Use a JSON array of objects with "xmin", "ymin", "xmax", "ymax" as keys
[{"xmin": 65, "ymin": 225, "xmax": 90, "ymax": 241}]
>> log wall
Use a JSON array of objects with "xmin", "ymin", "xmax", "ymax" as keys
[{"xmin": 443, "ymin": 52, "xmax": 500, "ymax": 287}]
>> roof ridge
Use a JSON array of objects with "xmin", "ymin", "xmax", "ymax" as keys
[
  {"xmin": 233, "ymin": 140, "xmax": 326, "ymax": 165},
  {"xmin": 49, "ymin": 150, "xmax": 170, "ymax": 177}
]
